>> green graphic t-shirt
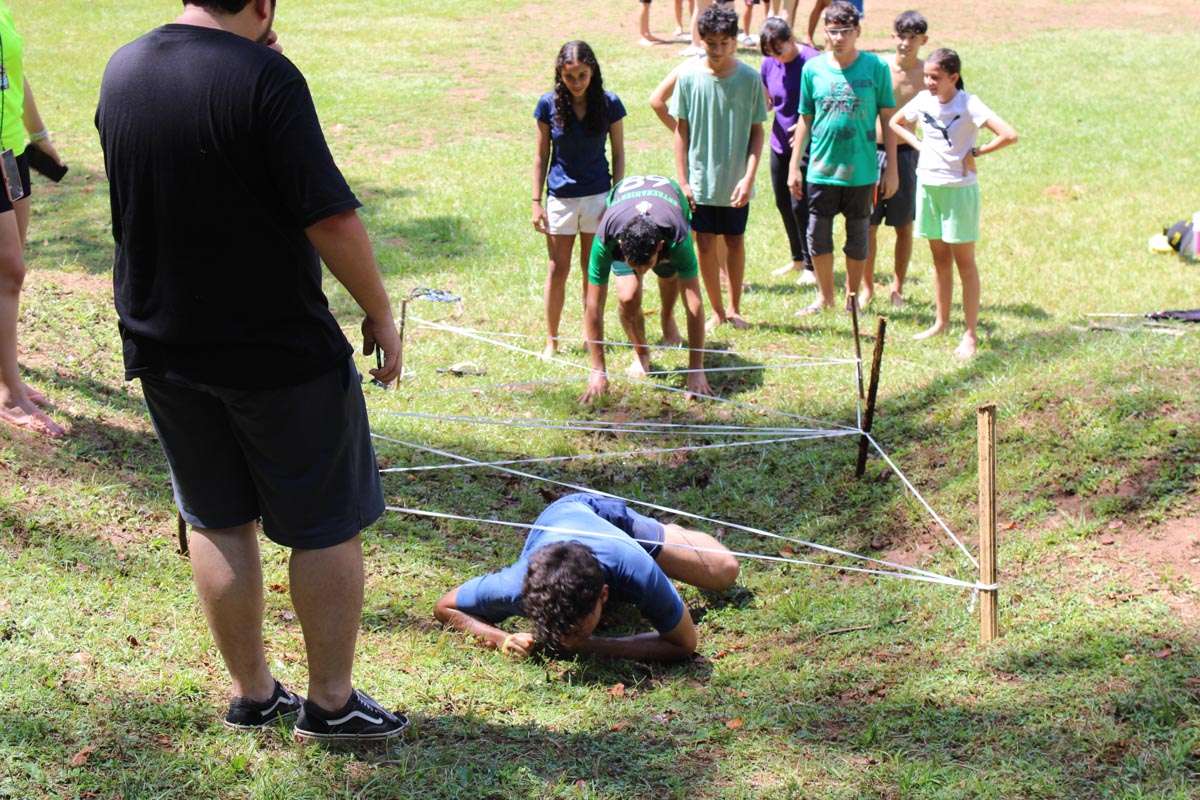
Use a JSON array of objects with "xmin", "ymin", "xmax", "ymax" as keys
[{"xmin": 800, "ymin": 52, "xmax": 894, "ymax": 187}]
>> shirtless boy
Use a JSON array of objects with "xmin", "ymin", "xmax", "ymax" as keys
[{"xmin": 860, "ymin": 10, "xmax": 928, "ymax": 309}]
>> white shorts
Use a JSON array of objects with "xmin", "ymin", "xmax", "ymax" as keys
[{"xmin": 546, "ymin": 192, "xmax": 607, "ymax": 236}]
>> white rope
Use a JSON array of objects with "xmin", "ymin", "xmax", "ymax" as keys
[
  {"xmin": 377, "ymin": 436, "xmax": 976, "ymax": 588},
  {"xmin": 374, "ymin": 411, "xmax": 844, "ymax": 438},
  {"xmin": 410, "ymin": 314, "xmax": 859, "ymax": 432},
  {"xmin": 385, "ymin": 505, "xmax": 986, "ymax": 592},
  {"xmin": 863, "ymin": 432, "xmax": 980, "ymax": 570},
  {"xmin": 378, "ymin": 431, "xmax": 856, "ymax": 473},
  {"xmin": 410, "ymin": 323, "xmax": 858, "ymax": 365},
  {"xmin": 387, "ymin": 313, "xmax": 988, "ymax": 597}
]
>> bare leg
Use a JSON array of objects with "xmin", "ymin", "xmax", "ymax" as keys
[
  {"xmin": 190, "ymin": 522, "xmax": 276, "ymax": 703},
  {"xmin": 952, "ymin": 241, "xmax": 979, "ymax": 358},
  {"xmin": 614, "ymin": 275, "xmax": 650, "ymax": 377},
  {"xmin": 543, "ymin": 233, "xmax": 576, "ymax": 358},
  {"xmin": 638, "ymin": 2, "xmax": 655, "ymax": 43},
  {"xmin": 695, "ymin": 231, "xmax": 727, "ymax": 330},
  {"xmin": 811, "ymin": 251, "xmax": 836, "ymax": 309},
  {"xmin": 891, "ymin": 223, "xmax": 913, "ymax": 306},
  {"xmin": 290, "ymin": 535, "xmax": 364, "ymax": 712},
  {"xmin": 673, "ymin": 0, "xmax": 685, "ymax": 33},
  {"xmin": 0, "ymin": 205, "xmax": 62, "ymax": 437},
  {"xmin": 690, "ymin": 0, "xmax": 713, "ymax": 47},
  {"xmin": 658, "ymin": 275, "xmax": 682, "ymax": 346},
  {"xmin": 845, "ymin": 256, "xmax": 866, "ymax": 312},
  {"xmin": 914, "ymin": 238, "xmax": 953, "ymax": 341},
  {"xmin": 578, "ymin": 231, "xmax": 594, "ymax": 318},
  {"xmin": 863, "ymin": 223, "xmax": 879, "ymax": 306},
  {"xmin": 656, "ymin": 524, "xmax": 739, "ymax": 590},
  {"xmin": 723, "ymin": 234, "xmax": 749, "ymax": 328}
]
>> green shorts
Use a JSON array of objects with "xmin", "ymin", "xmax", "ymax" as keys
[{"xmin": 916, "ymin": 183, "xmax": 980, "ymax": 244}]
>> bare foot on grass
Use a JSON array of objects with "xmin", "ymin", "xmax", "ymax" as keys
[
  {"xmin": 0, "ymin": 403, "xmax": 65, "ymax": 438},
  {"xmin": 857, "ymin": 288, "xmax": 874, "ymax": 310},
  {"xmin": 727, "ymin": 313, "xmax": 750, "ymax": 330},
  {"xmin": 955, "ymin": 333, "xmax": 978, "ymax": 359},
  {"xmin": 661, "ymin": 316, "xmax": 682, "ymax": 347},
  {"xmin": 23, "ymin": 384, "xmax": 47, "ymax": 407},
  {"xmin": 796, "ymin": 269, "xmax": 818, "ymax": 286},
  {"xmin": 890, "ymin": 290, "xmax": 904, "ymax": 308},
  {"xmin": 705, "ymin": 312, "xmax": 725, "ymax": 333},
  {"xmin": 541, "ymin": 343, "xmax": 557, "ymax": 360},
  {"xmin": 626, "ymin": 354, "xmax": 650, "ymax": 378},
  {"xmin": 913, "ymin": 323, "xmax": 947, "ymax": 341}
]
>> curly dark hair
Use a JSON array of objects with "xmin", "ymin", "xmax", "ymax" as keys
[
  {"xmin": 697, "ymin": 4, "xmax": 739, "ymax": 38},
  {"xmin": 523, "ymin": 542, "xmax": 605, "ymax": 649},
  {"xmin": 616, "ymin": 215, "xmax": 663, "ymax": 269},
  {"xmin": 552, "ymin": 41, "xmax": 608, "ymax": 136}
]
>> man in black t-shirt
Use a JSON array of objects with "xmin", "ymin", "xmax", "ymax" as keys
[{"xmin": 96, "ymin": 0, "xmax": 406, "ymax": 744}]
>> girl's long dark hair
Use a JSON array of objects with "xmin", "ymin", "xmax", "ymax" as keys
[
  {"xmin": 552, "ymin": 41, "xmax": 607, "ymax": 135},
  {"xmin": 927, "ymin": 48, "xmax": 965, "ymax": 91}
]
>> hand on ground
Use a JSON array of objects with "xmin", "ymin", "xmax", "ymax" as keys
[
  {"xmin": 579, "ymin": 371, "xmax": 609, "ymax": 404},
  {"xmin": 685, "ymin": 371, "xmax": 713, "ymax": 401}
]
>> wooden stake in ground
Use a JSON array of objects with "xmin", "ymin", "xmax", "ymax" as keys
[
  {"xmin": 855, "ymin": 316, "xmax": 887, "ymax": 478},
  {"xmin": 978, "ymin": 403, "xmax": 999, "ymax": 642}
]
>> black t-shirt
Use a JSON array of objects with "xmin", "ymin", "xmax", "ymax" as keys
[{"xmin": 96, "ymin": 25, "xmax": 358, "ymax": 388}]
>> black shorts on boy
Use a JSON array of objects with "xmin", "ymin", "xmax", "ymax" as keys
[
  {"xmin": 869, "ymin": 144, "xmax": 917, "ymax": 227},
  {"xmin": 141, "ymin": 357, "xmax": 384, "ymax": 550},
  {"xmin": 691, "ymin": 203, "xmax": 751, "ymax": 236},
  {"xmin": 805, "ymin": 182, "xmax": 873, "ymax": 260}
]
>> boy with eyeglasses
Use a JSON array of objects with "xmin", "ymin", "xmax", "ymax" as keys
[{"xmin": 785, "ymin": 0, "xmax": 897, "ymax": 315}]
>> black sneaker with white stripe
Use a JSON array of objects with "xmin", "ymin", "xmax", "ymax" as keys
[
  {"xmin": 293, "ymin": 689, "xmax": 409, "ymax": 743},
  {"xmin": 224, "ymin": 680, "xmax": 303, "ymax": 730}
]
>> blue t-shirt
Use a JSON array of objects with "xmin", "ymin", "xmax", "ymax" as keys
[
  {"xmin": 455, "ymin": 494, "xmax": 685, "ymax": 634},
  {"xmin": 534, "ymin": 90, "xmax": 626, "ymax": 199}
]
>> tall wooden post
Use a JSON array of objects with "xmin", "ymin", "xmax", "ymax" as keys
[
  {"xmin": 855, "ymin": 316, "xmax": 887, "ymax": 477},
  {"xmin": 978, "ymin": 404, "xmax": 999, "ymax": 642}
]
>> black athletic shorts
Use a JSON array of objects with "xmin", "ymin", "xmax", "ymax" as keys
[{"xmin": 141, "ymin": 357, "xmax": 384, "ymax": 549}]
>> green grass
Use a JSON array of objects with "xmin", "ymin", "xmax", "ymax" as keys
[{"xmin": 2, "ymin": 1, "xmax": 1199, "ymax": 798}]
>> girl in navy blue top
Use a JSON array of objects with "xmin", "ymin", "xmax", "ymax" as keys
[{"xmin": 531, "ymin": 41, "xmax": 625, "ymax": 358}]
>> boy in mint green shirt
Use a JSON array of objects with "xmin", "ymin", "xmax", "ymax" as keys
[
  {"xmin": 670, "ymin": 3, "xmax": 767, "ymax": 332},
  {"xmin": 786, "ymin": 0, "xmax": 898, "ymax": 315}
]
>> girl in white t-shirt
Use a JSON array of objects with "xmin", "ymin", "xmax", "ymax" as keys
[{"xmin": 889, "ymin": 48, "xmax": 1017, "ymax": 358}]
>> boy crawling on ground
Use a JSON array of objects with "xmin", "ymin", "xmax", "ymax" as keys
[{"xmin": 435, "ymin": 493, "xmax": 738, "ymax": 660}]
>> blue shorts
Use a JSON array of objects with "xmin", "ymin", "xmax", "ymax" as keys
[
  {"xmin": 691, "ymin": 203, "xmax": 750, "ymax": 236},
  {"xmin": 141, "ymin": 358, "xmax": 384, "ymax": 550}
]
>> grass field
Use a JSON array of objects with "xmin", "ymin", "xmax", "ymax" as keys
[{"xmin": 2, "ymin": 0, "xmax": 1200, "ymax": 798}]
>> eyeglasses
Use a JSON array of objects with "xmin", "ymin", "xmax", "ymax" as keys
[{"xmin": 824, "ymin": 26, "xmax": 856, "ymax": 37}]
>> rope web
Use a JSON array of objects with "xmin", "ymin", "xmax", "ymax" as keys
[{"xmin": 371, "ymin": 308, "xmax": 992, "ymax": 609}]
